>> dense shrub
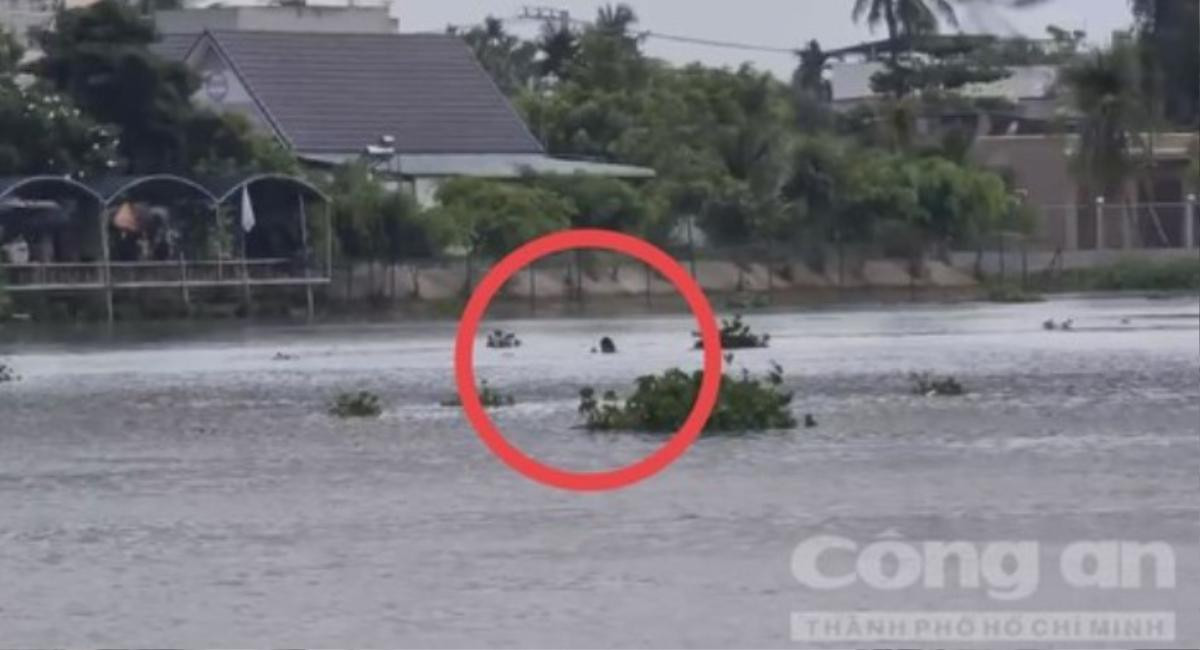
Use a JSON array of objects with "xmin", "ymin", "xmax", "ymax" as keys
[
  {"xmin": 579, "ymin": 363, "xmax": 796, "ymax": 433},
  {"xmin": 694, "ymin": 314, "xmax": 770, "ymax": 350}
]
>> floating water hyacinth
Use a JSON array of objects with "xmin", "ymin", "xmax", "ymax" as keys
[
  {"xmin": 693, "ymin": 314, "xmax": 770, "ymax": 350},
  {"xmin": 329, "ymin": 391, "xmax": 383, "ymax": 418},
  {"xmin": 579, "ymin": 362, "xmax": 795, "ymax": 434}
]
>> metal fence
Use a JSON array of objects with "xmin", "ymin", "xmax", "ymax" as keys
[{"xmin": 1023, "ymin": 200, "xmax": 1199, "ymax": 252}]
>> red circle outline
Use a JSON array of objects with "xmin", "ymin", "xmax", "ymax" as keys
[{"xmin": 453, "ymin": 229, "xmax": 723, "ymax": 492}]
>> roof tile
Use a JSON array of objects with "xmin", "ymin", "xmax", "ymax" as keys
[{"xmin": 200, "ymin": 31, "xmax": 544, "ymax": 156}]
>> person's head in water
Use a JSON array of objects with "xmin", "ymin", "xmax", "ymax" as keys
[{"xmin": 599, "ymin": 337, "xmax": 617, "ymax": 354}]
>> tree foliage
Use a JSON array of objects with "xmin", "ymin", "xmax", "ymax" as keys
[
  {"xmin": 452, "ymin": 17, "xmax": 538, "ymax": 96},
  {"xmin": 1131, "ymin": 0, "xmax": 1199, "ymax": 128},
  {"xmin": 326, "ymin": 164, "xmax": 434, "ymax": 262},
  {"xmin": 1060, "ymin": 41, "xmax": 1145, "ymax": 201},
  {"xmin": 29, "ymin": 0, "xmax": 294, "ymax": 175},
  {"xmin": 0, "ymin": 26, "xmax": 120, "ymax": 175},
  {"xmin": 425, "ymin": 177, "xmax": 572, "ymax": 259}
]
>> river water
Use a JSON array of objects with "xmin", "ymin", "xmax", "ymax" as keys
[{"xmin": 1, "ymin": 296, "xmax": 1197, "ymax": 647}]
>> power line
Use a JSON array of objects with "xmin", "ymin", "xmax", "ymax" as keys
[
  {"xmin": 510, "ymin": 5, "xmax": 800, "ymax": 55},
  {"xmin": 638, "ymin": 31, "xmax": 798, "ymax": 55}
]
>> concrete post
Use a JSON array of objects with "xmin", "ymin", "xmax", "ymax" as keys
[
  {"xmin": 1063, "ymin": 206, "xmax": 1079, "ymax": 251},
  {"xmin": 1095, "ymin": 196, "xmax": 1106, "ymax": 250},
  {"xmin": 297, "ymin": 192, "xmax": 314, "ymax": 322},
  {"xmin": 97, "ymin": 206, "xmax": 114, "ymax": 326},
  {"xmin": 1187, "ymin": 195, "xmax": 1197, "ymax": 250},
  {"xmin": 1121, "ymin": 201, "xmax": 1134, "ymax": 250}
]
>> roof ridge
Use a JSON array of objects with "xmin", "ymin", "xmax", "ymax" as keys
[
  {"xmin": 454, "ymin": 34, "xmax": 546, "ymax": 156},
  {"xmin": 202, "ymin": 29, "xmax": 296, "ymax": 149}
]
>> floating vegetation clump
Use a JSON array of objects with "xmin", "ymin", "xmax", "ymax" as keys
[
  {"xmin": 909, "ymin": 372, "xmax": 965, "ymax": 397},
  {"xmin": 441, "ymin": 380, "xmax": 516, "ymax": 408},
  {"xmin": 694, "ymin": 314, "xmax": 770, "ymax": 350},
  {"xmin": 330, "ymin": 391, "xmax": 383, "ymax": 418},
  {"xmin": 0, "ymin": 363, "xmax": 16, "ymax": 383},
  {"xmin": 579, "ymin": 363, "xmax": 796, "ymax": 433},
  {"xmin": 486, "ymin": 329, "xmax": 522, "ymax": 349}
]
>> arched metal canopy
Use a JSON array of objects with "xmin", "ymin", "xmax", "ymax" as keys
[
  {"xmin": 205, "ymin": 173, "xmax": 330, "ymax": 204},
  {"xmin": 2, "ymin": 173, "xmax": 328, "ymax": 206},
  {"xmin": 84, "ymin": 174, "xmax": 218, "ymax": 207},
  {"xmin": 0, "ymin": 175, "xmax": 104, "ymax": 203}
]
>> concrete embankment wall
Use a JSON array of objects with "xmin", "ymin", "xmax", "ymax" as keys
[{"xmin": 328, "ymin": 253, "xmax": 978, "ymax": 305}]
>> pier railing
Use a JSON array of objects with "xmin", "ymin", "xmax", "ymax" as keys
[{"xmin": 1, "ymin": 259, "xmax": 328, "ymax": 292}]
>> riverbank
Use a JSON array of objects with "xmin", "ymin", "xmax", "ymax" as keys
[{"xmin": 2, "ymin": 255, "xmax": 1196, "ymax": 324}]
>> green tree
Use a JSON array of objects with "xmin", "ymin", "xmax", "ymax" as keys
[
  {"xmin": 0, "ymin": 26, "xmax": 121, "ymax": 175},
  {"xmin": 0, "ymin": 26, "xmax": 21, "ymax": 75},
  {"xmin": 1061, "ymin": 41, "xmax": 1145, "ymax": 202},
  {"xmin": 852, "ymin": 0, "xmax": 960, "ymax": 75},
  {"xmin": 561, "ymin": 3, "xmax": 649, "ymax": 91},
  {"xmin": 326, "ymin": 164, "xmax": 434, "ymax": 263},
  {"xmin": 535, "ymin": 20, "xmax": 579, "ymax": 83},
  {"xmin": 525, "ymin": 174, "xmax": 650, "ymax": 232},
  {"xmin": 1131, "ymin": 0, "xmax": 1199, "ymax": 127},
  {"xmin": 454, "ymin": 17, "xmax": 538, "ymax": 96},
  {"xmin": 30, "ymin": 0, "xmax": 293, "ymax": 174},
  {"xmin": 425, "ymin": 178, "xmax": 572, "ymax": 260}
]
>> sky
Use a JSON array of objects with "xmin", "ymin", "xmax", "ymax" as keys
[{"xmin": 394, "ymin": 0, "xmax": 1135, "ymax": 79}]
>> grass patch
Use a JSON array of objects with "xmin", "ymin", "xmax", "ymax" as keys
[
  {"xmin": 579, "ymin": 363, "xmax": 796, "ymax": 433},
  {"xmin": 1050, "ymin": 258, "xmax": 1200, "ymax": 292}
]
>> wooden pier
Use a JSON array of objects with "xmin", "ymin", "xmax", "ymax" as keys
[{"xmin": 1, "ymin": 173, "xmax": 333, "ymax": 323}]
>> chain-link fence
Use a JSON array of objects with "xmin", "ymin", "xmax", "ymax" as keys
[
  {"xmin": 1020, "ymin": 200, "xmax": 1199, "ymax": 252},
  {"xmin": 327, "ymin": 199, "xmax": 1198, "ymax": 308},
  {"xmin": 330, "ymin": 239, "xmax": 976, "ymax": 310}
]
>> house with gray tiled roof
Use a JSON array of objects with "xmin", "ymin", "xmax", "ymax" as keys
[{"xmin": 153, "ymin": 26, "xmax": 652, "ymax": 205}]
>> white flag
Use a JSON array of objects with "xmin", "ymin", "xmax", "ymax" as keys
[{"xmin": 240, "ymin": 186, "xmax": 256, "ymax": 233}]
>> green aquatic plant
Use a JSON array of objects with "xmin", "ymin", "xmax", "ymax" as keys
[
  {"xmin": 441, "ymin": 380, "xmax": 516, "ymax": 408},
  {"xmin": 693, "ymin": 314, "xmax": 770, "ymax": 350},
  {"xmin": 579, "ymin": 363, "xmax": 796, "ymax": 434},
  {"xmin": 1054, "ymin": 258, "xmax": 1200, "ymax": 292},
  {"xmin": 486, "ymin": 329, "xmax": 522, "ymax": 349},
  {"xmin": 329, "ymin": 391, "xmax": 383, "ymax": 418},
  {"xmin": 909, "ymin": 372, "xmax": 965, "ymax": 397}
]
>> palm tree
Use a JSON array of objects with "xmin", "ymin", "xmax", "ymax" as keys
[
  {"xmin": 1061, "ymin": 42, "xmax": 1144, "ymax": 202},
  {"xmin": 852, "ymin": 0, "xmax": 960, "ymax": 69},
  {"xmin": 456, "ymin": 17, "xmax": 537, "ymax": 95},
  {"xmin": 1060, "ymin": 41, "xmax": 1183, "ymax": 246},
  {"xmin": 536, "ymin": 21, "xmax": 579, "ymax": 82},
  {"xmin": 595, "ymin": 4, "xmax": 638, "ymax": 36}
]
